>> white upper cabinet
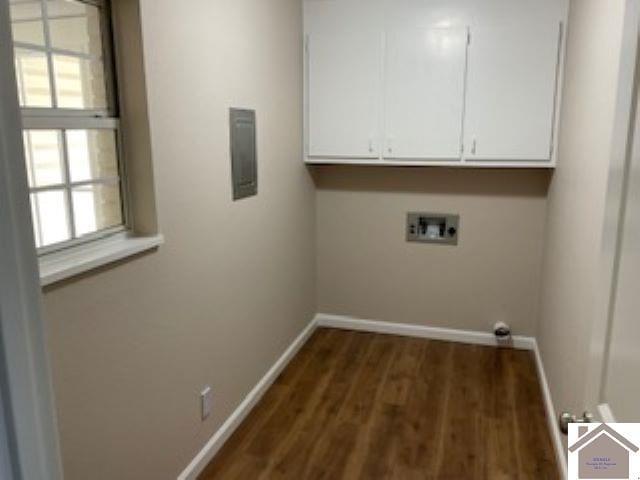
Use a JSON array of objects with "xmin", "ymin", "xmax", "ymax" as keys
[
  {"xmin": 463, "ymin": 22, "xmax": 562, "ymax": 161},
  {"xmin": 384, "ymin": 27, "xmax": 467, "ymax": 161},
  {"xmin": 307, "ymin": 32, "xmax": 383, "ymax": 159},
  {"xmin": 304, "ymin": 0, "xmax": 567, "ymax": 167}
]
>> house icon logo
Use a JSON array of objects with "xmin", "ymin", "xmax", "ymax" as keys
[{"xmin": 568, "ymin": 423, "xmax": 640, "ymax": 479}]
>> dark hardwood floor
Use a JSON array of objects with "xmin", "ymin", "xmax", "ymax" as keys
[{"xmin": 199, "ymin": 328, "xmax": 559, "ymax": 479}]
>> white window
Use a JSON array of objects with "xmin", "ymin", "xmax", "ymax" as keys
[{"xmin": 9, "ymin": 0, "xmax": 125, "ymax": 253}]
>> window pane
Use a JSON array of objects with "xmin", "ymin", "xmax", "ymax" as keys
[
  {"xmin": 46, "ymin": 0, "xmax": 90, "ymax": 17},
  {"xmin": 30, "ymin": 190, "xmax": 71, "ymax": 247},
  {"xmin": 67, "ymin": 130, "xmax": 118, "ymax": 182},
  {"xmin": 72, "ymin": 183, "xmax": 123, "ymax": 237},
  {"xmin": 53, "ymin": 54, "xmax": 107, "ymax": 109},
  {"xmin": 14, "ymin": 48, "xmax": 52, "ymax": 107},
  {"xmin": 23, "ymin": 130, "xmax": 64, "ymax": 187},
  {"xmin": 9, "ymin": 1, "xmax": 45, "ymax": 46},
  {"xmin": 48, "ymin": 1, "xmax": 103, "ymax": 56}
]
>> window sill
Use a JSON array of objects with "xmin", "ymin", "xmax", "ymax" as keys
[{"xmin": 39, "ymin": 233, "xmax": 164, "ymax": 287}]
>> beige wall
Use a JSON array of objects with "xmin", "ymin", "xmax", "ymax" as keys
[
  {"xmin": 41, "ymin": 1, "xmax": 315, "ymax": 479},
  {"xmin": 537, "ymin": 0, "xmax": 627, "ymax": 418},
  {"xmin": 38, "ymin": 0, "xmax": 634, "ymax": 478},
  {"xmin": 315, "ymin": 166, "xmax": 549, "ymax": 336}
]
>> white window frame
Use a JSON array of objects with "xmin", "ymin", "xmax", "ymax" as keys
[{"xmin": 13, "ymin": 0, "xmax": 130, "ymax": 255}]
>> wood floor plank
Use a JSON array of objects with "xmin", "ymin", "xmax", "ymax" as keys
[
  {"xmin": 243, "ymin": 329, "xmax": 340, "ymax": 459},
  {"xmin": 341, "ymin": 335, "xmax": 398, "ymax": 479},
  {"xmin": 199, "ymin": 328, "xmax": 559, "ymax": 480},
  {"xmin": 483, "ymin": 349, "xmax": 521, "ymax": 480},
  {"xmin": 435, "ymin": 343, "xmax": 488, "ymax": 479},
  {"xmin": 200, "ymin": 328, "xmax": 336, "ymax": 479},
  {"xmin": 260, "ymin": 331, "xmax": 366, "ymax": 479},
  {"xmin": 392, "ymin": 339, "xmax": 453, "ymax": 477}
]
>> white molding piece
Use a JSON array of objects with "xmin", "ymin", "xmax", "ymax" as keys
[
  {"xmin": 305, "ymin": 158, "xmax": 555, "ymax": 169},
  {"xmin": 533, "ymin": 340, "xmax": 568, "ymax": 480},
  {"xmin": 177, "ymin": 317, "xmax": 318, "ymax": 480},
  {"xmin": 39, "ymin": 233, "xmax": 164, "ymax": 287},
  {"xmin": 315, "ymin": 313, "xmax": 536, "ymax": 350}
]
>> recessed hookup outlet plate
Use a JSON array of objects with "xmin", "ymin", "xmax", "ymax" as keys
[{"xmin": 406, "ymin": 212, "xmax": 460, "ymax": 246}]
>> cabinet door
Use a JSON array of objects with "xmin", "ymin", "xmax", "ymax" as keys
[
  {"xmin": 464, "ymin": 22, "xmax": 561, "ymax": 161},
  {"xmin": 384, "ymin": 27, "xmax": 467, "ymax": 160},
  {"xmin": 307, "ymin": 32, "xmax": 383, "ymax": 158}
]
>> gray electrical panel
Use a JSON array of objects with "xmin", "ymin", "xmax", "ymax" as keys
[
  {"xmin": 407, "ymin": 212, "xmax": 459, "ymax": 245},
  {"xmin": 230, "ymin": 108, "xmax": 257, "ymax": 200}
]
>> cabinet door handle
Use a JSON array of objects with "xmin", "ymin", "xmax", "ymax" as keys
[
  {"xmin": 471, "ymin": 139, "xmax": 477, "ymax": 155},
  {"xmin": 368, "ymin": 138, "xmax": 375, "ymax": 153},
  {"xmin": 387, "ymin": 138, "xmax": 393, "ymax": 154}
]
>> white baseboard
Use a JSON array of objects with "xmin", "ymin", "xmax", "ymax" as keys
[
  {"xmin": 532, "ymin": 340, "xmax": 567, "ymax": 480},
  {"xmin": 178, "ymin": 312, "xmax": 564, "ymax": 479},
  {"xmin": 177, "ymin": 317, "xmax": 318, "ymax": 480},
  {"xmin": 315, "ymin": 313, "xmax": 536, "ymax": 350}
]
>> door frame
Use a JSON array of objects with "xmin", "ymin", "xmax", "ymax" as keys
[
  {"xmin": 586, "ymin": 0, "xmax": 640, "ymax": 421},
  {"xmin": 0, "ymin": 0, "xmax": 64, "ymax": 478}
]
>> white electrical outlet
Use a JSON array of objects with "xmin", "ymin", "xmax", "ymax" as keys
[{"xmin": 200, "ymin": 386, "xmax": 212, "ymax": 420}]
